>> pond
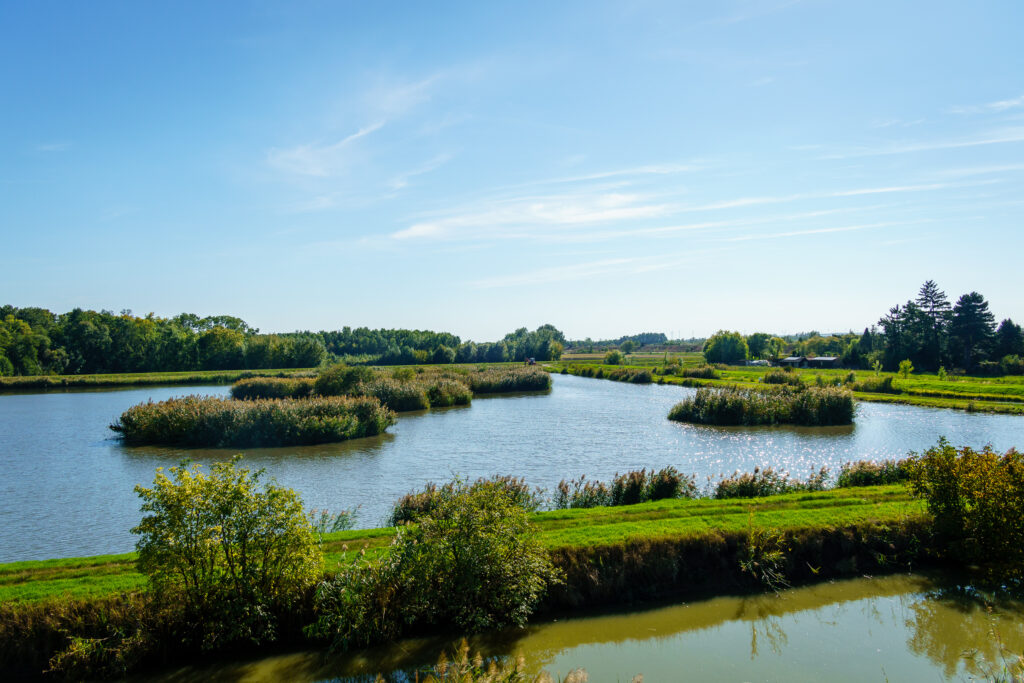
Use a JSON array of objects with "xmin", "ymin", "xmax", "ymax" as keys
[
  {"xmin": 140, "ymin": 572, "xmax": 1024, "ymax": 682},
  {"xmin": 1, "ymin": 374, "xmax": 1021, "ymax": 562}
]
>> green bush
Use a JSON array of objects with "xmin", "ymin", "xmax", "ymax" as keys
[
  {"xmin": 715, "ymin": 466, "xmax": 828, "ymax": 499},
  {"xmin": 132, "ymin": 457, "xmax": 322, "ymax": 648},
  {"xmin": 851, "ymin": 375, "xmax": 898, "ymax": 393},
  {"xmin": 360, "ymin": 377, "xmax": 431, "ymax": 412},
  {"xmin": 110, "ymin": 395, "xmax": 395, "ymax": 447},
  {"xmin": 309, "ymin": 478, "xmax": 561, "ymax": 649},
  {"xmin": 761, "ymin": 368, "xmax": 801, "ymax": 386},
  {"xmin": 908, "ymin": 439, "xmax": 1024, "ymax": 578},
  {"xmin": 553, "ymin": 467, "xmax": 696, "ymax": 509},
  {"xmin": 678, "ymin": 365, "xmax": 720, "ymax": 379},
  {"xmin": 836, "ymin": 459, "xmax": 912, "ymax": 487},
  {"xmin": 426, "ymin": 378, "xmax": 473, "ymax": 407},
  {"xmin": 313, "ymin": 363, "xmax": 375, "ymax": 396},
  {"xmin": 603, "ymin": 350, "xmax": 624, "ymax": 365},
  {"xmin": 667, "ymin": 386, "xmax": 854, "ymax": 426},
  {"xmin": 1001, "ymin": 355, "xmax": 1024, "ymax": 375},
  {"xmin": 230, "ymin": 376, "xmax": 315, "ymax": 400},
  {"xmin": 387, "ymin": 475, "xmax": 543, "ymax": 526}
]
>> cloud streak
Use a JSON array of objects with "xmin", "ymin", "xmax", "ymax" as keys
[{"xmin": 266, "ymin": 121, "xmax": 384, "ymax": 176}]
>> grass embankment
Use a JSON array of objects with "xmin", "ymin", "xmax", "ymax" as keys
[
  {"xmin": 0, "ymin": 485, "xmax": 923, "ymax": 605},
  {"xmin": 109, "ymin": 395, "xmax": 395, "ymax": 447},
  {"xmin": 0, "ymin": 368, "xmax": 316, "ymax": 392},
  {"xmin": 548, "ymin": 358, "xmax": 1024, "ymax": 415}
]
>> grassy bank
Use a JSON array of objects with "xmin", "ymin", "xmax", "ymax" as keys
[
  {"xmin": 0, "ymin": 485, "xmax": 922, "ymax": 605},
  {"xmin": 0, "ymin": 368, "xmax": 316, "ymax": 392},
  {"xmin": 548, "ymin": 359, "xmax": 1024, "ymax": 415}
]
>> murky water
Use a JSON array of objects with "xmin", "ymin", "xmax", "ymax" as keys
[
  {"xmin": 141, "ymin": 573, "xmax": 1024, "ymax": 682},
  {"xmin": 1, "ymin": 374, "xmax": 1021, "ymax": 562}
]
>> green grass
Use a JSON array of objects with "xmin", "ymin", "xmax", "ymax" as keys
[
  {"xmin": 545, "ymin": 360, "xmax": 1024, "ymax": 415},
  {"xmin": 0, "ymin": 485, "xmax": 922, "ymax": 604},
  {"xmin": 0, "ymin": 368, "xmax": 316, "ymax": 391}
]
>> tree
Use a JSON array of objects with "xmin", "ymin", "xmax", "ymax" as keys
[
  {"xmin": 702, "ymin": 330, "xmax": 748, "ymax": 364},
  {"xmin": 132, "ymin": 457, "xmax": 321, "ymax": 647},
  {"xmin": 898, "ymin": 359, "xmax": 914, "ymax": 379},
  {"xmin": 619, "ymin": 340, "xmax": 636, "ymax": 354},
  {"xmin": 949, "ymin": 292, "xmax": 996, "ymax": 369},
  {"xmin": 994, "ymin": 319, "xmax": 1024, "ymax": 359},
  {"xmin": 746, "ymin": 333, "xmax": 771, "ymax": 359},
  {"xmin": 604, "ymin": 350, "xmax": 624, "ymax": 365},
  {"xmin": 914, "ymin": 281, "xmax": 952, "ymax": 370}
]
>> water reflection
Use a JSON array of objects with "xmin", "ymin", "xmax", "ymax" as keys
[
  {"xmin": 2, "ymin": 374, "xmax": 1023, "ymax": 561},
  {"xmin": 140, "ymin": 573, "xmax": 1024, "ymax": 682}
]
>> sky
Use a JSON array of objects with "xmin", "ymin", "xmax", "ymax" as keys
[{"xmin": 2, "ymin": 1, "xmax": 1023, "ymax": 341}]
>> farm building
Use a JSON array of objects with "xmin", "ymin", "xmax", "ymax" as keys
[{"xmin": 777, "ymin": 356, "xmax": 842, "ymax": 369}]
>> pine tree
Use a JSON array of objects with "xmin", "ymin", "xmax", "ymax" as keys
[
  {"xmin": 914, "ymin": 280, "xmax": 951, "ymax": 370},
  {"xmin": 995, "ymin": 319, "xmax": 1024, "ymax": 359},
  {"xmin": 949, "ymin": 292, "xmax": 996, "ymax": 369}
]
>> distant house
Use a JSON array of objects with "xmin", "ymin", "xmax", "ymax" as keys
[
  {"xmin": 746, "ymin": 359, "xmax": 770, "ymax": 366},
  {"xmin": 779, "ymin": 356, "xmax": 806, "ymax": 368},
  {"xmin": 778, "ymin": 356, "xmax": 842, "ymax": 369}
]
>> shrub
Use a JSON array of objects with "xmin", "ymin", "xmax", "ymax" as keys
[
  {"xmin": 678, "ymin": 365, "xmax": 720, "ymax": 379},
  {"xmin": 715, "ymin": 466, "xmax": 828, "ymax": 499},
  {"xmin": 426, "ymin": 378, "xmax": 473, "ymax": 407},
  {"xmin": 667, "ymin": 386, "xmax": 854, "ymax": 426},
  {"xmin": 604, "ymin": 350, "xmax": 624, "ymax": 365},
  {"xmin": 851, "ymin": 375, "xmax": 898, "ymax": 393},
  {"xmin": 230, "ymin": 376, "xmax": 314, "ymax": 400},
  {"xmin": 132, "ymin": 457, "xmax": 322, "ymax": 648},
  {"xmin": 313, "ymin": 363, "xmax": 375, "ymax": 396},
  {"xmin": 388, "ymin": 475, "xmax": 542, "ymax": 526},
  {"xmin": 553, "ymin": 468, "xmax": 696, "ymax": 509},
  {"xmin": 465, "ymin": 367, "xmax": 551, "ymax": 393},
  {"xmin": 603, "ymin": 367, "xmax": 653, "ymax": 384},
  {"xmin": 836, "ymin": 459, "xmax": 912, "ymax": 487},
  {"xmin": 309, "ymin": 478, "xmax": 561, "ymax": 649},
  {"xmin": 1001, "ymin": 355, "xmax": 1024, "ymax": 375},
  {"xmin": 360, "ymin": 377, "xmax": 431, "ymax": 412},
  {"xmin": 110, "ymin": 395, "xmax": 395, "ymax": 447},
  {"xmin": 908, "ymin": 438, "xmax": 1024, "ymax": 578},
  {"xmin": 762, "ymin": 368, "xmax": 802, "ymax": 386},
  {"xmin": 898, "ymin": 359, "xmax": 914, "ymax": 379}
]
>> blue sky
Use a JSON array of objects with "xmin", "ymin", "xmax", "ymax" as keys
[{"xmin": 2, "ymin": 1, "xmax": 1022, "ymax": 341}]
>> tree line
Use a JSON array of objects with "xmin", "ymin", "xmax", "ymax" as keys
[
  {"xmin": 702, "ymin": 281, "xmax": 1022, "ymax": 373},
  {"xmin": 0, "ymin": 305, "xmax": 565, "ymax": 376}
]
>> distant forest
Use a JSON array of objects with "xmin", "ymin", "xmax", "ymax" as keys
[
  {"xmin": 0, "ymin": 305, "xmax": 565, "ymax": 376},
  {"xmin": 3, "ymin": 281, "xmax": 1020, "ymax": 376}
]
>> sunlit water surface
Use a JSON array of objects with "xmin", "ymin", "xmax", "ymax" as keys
[{"xmin": 1, "ymin": 374, "xmax": 1021, "ymax": 561}]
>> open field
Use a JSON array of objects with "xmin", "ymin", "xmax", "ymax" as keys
[
  {"xmin": 547, "ymin": 358, "xmax": 1024, "ymax": 414},
  {"xmin": 0, "ymin": 485, "xmax": 921, "ymax": 604}
]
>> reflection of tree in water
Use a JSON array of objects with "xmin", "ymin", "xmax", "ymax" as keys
[
  {"xmin": 749, "ymin": 617, "xmax": 788, "ymax": 659},
  {"xmin": 905, "ymin": 586, "xmax": 1024, "ymax": 679}
]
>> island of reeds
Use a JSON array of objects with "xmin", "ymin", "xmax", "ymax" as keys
[
  {"xmin": 110, "ymin": 364, "xmax": 551, "ymax": 447},
  {"xmin": 667, "ymin": 385, "xmax": 855, "ymax": 426}
]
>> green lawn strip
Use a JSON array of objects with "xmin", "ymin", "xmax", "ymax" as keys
[
  {"xmin": 0, "ymin": 368, "xmax": 316, "ymax": 391},
  {"xmin": 0, "ymin": 486, "xmax": 918, "ymax": 604}
]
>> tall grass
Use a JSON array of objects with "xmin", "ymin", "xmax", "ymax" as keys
[
  {"xmin": 714, "ymin": 466, "xmax": 828, "ymax": 499},
  {"xmin": 465, "ymin": 366, "xmax": 551, "ymax": 393},
  {"xmin": 677, "ymin": 365, "xmax": 720, "ymax": 379},
  {"xmin": 761, "ymin": 368, "xmax": 803, "ymax": 386},
  {"xmin": 851, "ymin": 376, "xmax": 899, "ymax": 393},
  {"xmin": 110, "ymin": 395, "xmax": 395, "ymax": 447},
  {"xmin": 836, "ymin": 459, "xmax": 912, "ymax": 487},
  {"xmin": 388, "ymin": 475, "xmax": 544, "ymax": 526},
  {"xmin": 668, "ymin": 386, "xmax": 854, "ymax": 426}
]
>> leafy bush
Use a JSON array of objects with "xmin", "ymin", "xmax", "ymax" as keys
[
  {"xmin": 667, "ymin": 386, "xmax": 854, "ymax": 426},
  {"xmin": 604, "ymin": 350, "xmax": 624, "ymax": 365},
  {"xmin": 715, "ymin": 466, "xmax": 828, "ymax": 499},
  {"xmin": 313, "ymin": 363, "xmax": 375, "ymax": 396},
  {"xmin": 761, "ymin": 368, "xmax": 802, "ymax": 386},
  {"xmin": 908, "ymin": 438, "xmax": 1024, "ymax": 578},
  {"xmin": 388, "ymin": 475, "xmax": 543, "ymax": 526},
  {"xmin": 360, "ymin": 377, "xmax": 431, "ymax": 412},
  {"xmin": 851, "ymin": 375, "xmax": 898, "ymax": 393},
  {"xmin": 898, "ymin": 359, "xmax": 914, "ymax": 379},
  {"xmin": 553, "ymin": 467, "xmax": 696, "ymax": 509},
  {"xmin": 702, "ymin": 330, "xmax": 749, "ymax": 364},
  {"xmin": 678, "ymin": 365, "xmax": 720, "ymax": 379},
  {"xmin": 309, "ymin": 479, "xmax": 561, "ymax": 649},
  {"xmin": 230, "ymin": 376, "xmax": 315, "ymax": 400},
  {"xmin": 835, "ymin": 459, "xmax": 912, "ymax": 487},
  {"xmin": 111, "ymin": 395, "xmax": 395, "ymax": 447},
  {"xmin": 426, "ymin": 378, "xmax": 473, "ymax": 407},
  {"xmin": 1001, "ymin": 355, "xmax": 1024, "ymax": 375},
  {"xmin": 132, "ymin": 457, "xmax": 322, "ymax": 648}
]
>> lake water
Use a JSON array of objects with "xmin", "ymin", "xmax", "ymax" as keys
[
  {"xmin": 141, "ymin": 572, "xmax": 1024, "ymax": 682},
  {"xmin": 1, "ymin": 374, "xmax": 1022, "ymax": 562}
]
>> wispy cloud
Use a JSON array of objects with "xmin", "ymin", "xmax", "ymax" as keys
[
  {"xmin": 388, "ymin": 153, "xmax": 452, "ymax": 190},
  {"xmin": 723, "ymin": 219, "xmax": 928, "ymax": 242},
  {"xmin": 35, "ymin": 142, "xmax": 71, "ymax": 152},
  {"xmin": 266, "ymin": 121, "xmax": 384, "ymax": 176},
  {"xmin": 949, "ymin": 93, "xmax": 1024, "ymax": 115},
  {"xmin": 929, "ymin": 163, "xmax": 1024, "ymax": 178},
  {"xmin": 819, "ymin": 127, "xmax": 1024, "ymax": 159}
]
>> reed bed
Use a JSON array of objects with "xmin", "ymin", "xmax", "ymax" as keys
[
  {"xmin": 836, "ymin": 458, "xmax": 913, "ymax": 487},
  {"xmin": 464, "ymin": 366, "xmax": 551, "ymax": 393},
  {"xmin": 714, "ymin": 466, "xmax": 829, "ymax": 499},
  {"xmin": 110, "ymin": 395, "xmax": 395, "ymax": 447},
  {"xmin": 761, "ymin": 368, "xmax": 803, "ymax": 386},
  {"xmin": 668, "ymin": 386, "xmax": 855, "ymax": 426},
  {"xmin": 553, "ymin": 467, "xmax": 697, "ymax": 509},
  {"xmin": 566, "ymin": 365, "xmax": 652, "ymax": 383}
]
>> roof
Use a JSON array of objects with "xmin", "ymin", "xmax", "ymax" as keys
[{"xmin": 808, "ymin": 356, "xmax": 839, "ymax": 361}]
